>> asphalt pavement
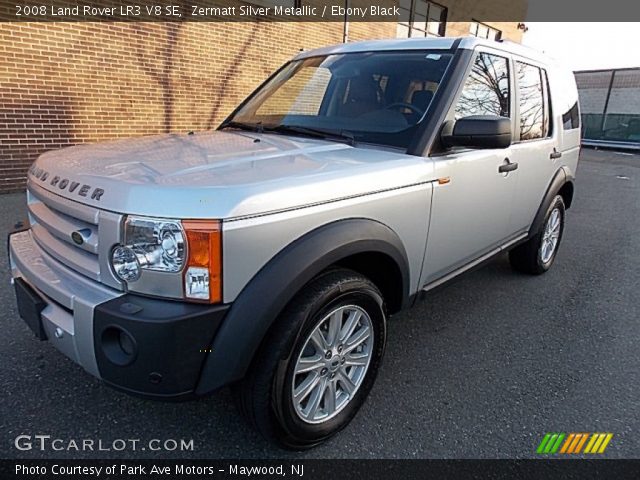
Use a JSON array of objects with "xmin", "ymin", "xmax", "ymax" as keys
[{"xmin": 1, "ymin": 148, "xmax": 639, "ymax": 459}]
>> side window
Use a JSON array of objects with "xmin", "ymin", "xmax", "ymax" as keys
[
  {"xmin": 454, "ymin": 52, "xmax": 510, "ymax": 119},
  {"xmin": 562, "ymin": 102, "xmax": 580, "ymax": 130},
  {"xmin": 516, "ymin": 62, "xmax": 547, "ymax": 140}
]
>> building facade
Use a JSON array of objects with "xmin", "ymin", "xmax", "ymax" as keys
[{"xmin": 0, "ymin": 2, "xmax": 526, "ymax": 193}]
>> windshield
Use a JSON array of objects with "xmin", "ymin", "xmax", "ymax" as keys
[{"xmin": 224, "ymin": 51, "xmax": 453, "ymax": 149}]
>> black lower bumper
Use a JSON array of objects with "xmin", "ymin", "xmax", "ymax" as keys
[
  {"xmin": 14, "ymin": 277, "xmax": 48, "ymax": 341},
  {"xmin": 93, "ymin": 294, "xmax": 229, "ymax": 400}
]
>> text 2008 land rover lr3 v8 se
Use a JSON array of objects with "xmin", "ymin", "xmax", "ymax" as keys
[{"xmin": 9, "ymin": 37, "xmax": 580, "ymax": 448}]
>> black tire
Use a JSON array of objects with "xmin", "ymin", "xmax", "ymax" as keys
[
  {"xmin": 509, "ymin": 195, "xmax": 566, "ymax": 275},
  {"xmin": 233, "ymin": 268, "xmax": 387, "ymax": 449}
]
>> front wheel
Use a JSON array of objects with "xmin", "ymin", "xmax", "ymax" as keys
[
  {"xmin": 234, "ymin": 268, "xmax": 387, "ymax": 449},
  {"xmin": 509, "ymin": 195, "xmax": 566, "ymax": 275}
]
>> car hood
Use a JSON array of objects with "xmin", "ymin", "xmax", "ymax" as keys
[{"xmin": 28, "ymin": 130, "xmax": 433, "ymax": 219}]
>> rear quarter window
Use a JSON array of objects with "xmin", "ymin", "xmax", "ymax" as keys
[
  {"xmin": 563, "ymin": 101, "xmax": 580, "ymax": 130},
  {"xmin": 556, "ymin": 68, "xmax": 581, "ymax": 131}
]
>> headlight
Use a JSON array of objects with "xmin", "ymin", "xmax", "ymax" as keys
[
  {"xmin": 110, "ymin": 216, "xmax": 222, "ymax": 303},
  {"xmin": 121, "ymin": 217, "xmax": 185, "ymax": 273},
  {"xmin": 111, "ymin": 245, "xmax": 141, "ymax": 282}
]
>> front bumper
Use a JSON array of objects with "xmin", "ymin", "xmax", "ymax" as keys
[{"xmin": 9, "ymin": 230, "xmax": 229, "ymax": 400}]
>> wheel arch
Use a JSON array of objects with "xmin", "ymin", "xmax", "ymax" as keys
[
  {"xmin": 195, "ymin": 218, "xmax": 410, "ymax": 395},
  {"xmin": 529, "ymin": 168, "xmax": 573, "ymax": 237},
  {"xmin": 558, "ymin": 180, "xmax": 574, "ymax": 209},
  {"xmin": 334, "ymin": 251, "xmax": 405, "ymax": 315}
]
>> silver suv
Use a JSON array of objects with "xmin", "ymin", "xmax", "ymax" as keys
[{"xmin": 9, "ymin": 37, "xmax": 580, "ymax": 448}]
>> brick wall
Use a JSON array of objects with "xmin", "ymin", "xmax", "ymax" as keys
[{"xmin": 0, "ymin": 17, "xmax": 523, "ymax": 193}]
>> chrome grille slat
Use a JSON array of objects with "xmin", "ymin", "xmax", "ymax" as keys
[
  {"xmin": 31, "ymin": 224, "xmax": 100, "ymax": 281},
  {"xmin": 26, "ymin": 180, "xmax": 124, "ymax": 290},
  {"xmin": 28, "ymin": 181, "xmax": 100, "ymax": 225},
  {"xmin": 28, "ymin": 201, "xmax": 99, "ymax": 254}
]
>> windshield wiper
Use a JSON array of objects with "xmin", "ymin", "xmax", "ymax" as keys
[
  {"xmin": 219, "ymin": 120, "xmax": 264, "ymax": 133},
  {"xmin": 221, "ymin": 122, "xmax": 356, "ymax": 145},
  {"xmin": 268, "ymin": 125, "xmax": 356, "ymax": 146}
]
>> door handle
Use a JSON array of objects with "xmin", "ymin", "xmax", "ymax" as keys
[
  {"xmin": 498, "ymin": 159, "xmax": 518, "ymax": 173},
  {"xmin": 550, "ymin": 149, "xmax": 562, "ymax": 159}
]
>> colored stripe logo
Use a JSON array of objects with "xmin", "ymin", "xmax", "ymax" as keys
[{"xmin": 537, "ymin": 433, "xmax": 613, "ymax": 454}]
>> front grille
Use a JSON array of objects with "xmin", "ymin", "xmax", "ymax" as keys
[{"xmin": 26, "ymin": 180, "xmax": 124, "ymax": 290}]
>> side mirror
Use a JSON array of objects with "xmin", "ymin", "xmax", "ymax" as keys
[{"xmin": 441, "ymin": 115, "xmax": 512, "ymax": 149}]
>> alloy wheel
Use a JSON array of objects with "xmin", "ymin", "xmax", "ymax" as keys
[
  {"xmin": 291, "ymin": 305, "xmax": 374, "ymax": 424},
  {"xmin": 540, "ymin": 207, "xmax": 561, "ymax": 264}
]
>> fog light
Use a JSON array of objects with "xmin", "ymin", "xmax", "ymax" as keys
[
  {"xmin": 111, "ymin": 246, "xmax": 141, "ymax": 282},
  {"xmin": 185, "ymin": 266, "xmax": 209, "ymax": 300},
  {"xmin": 118, "ymin": 329, "xmax": 135, "ymax": 356},
  {"xmin": 101, "ymin": 326, "xmax": 137, "ymax": 366}
]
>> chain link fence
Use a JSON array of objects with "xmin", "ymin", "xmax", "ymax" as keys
[{"xmin": 576, "ymin": 68, "xmax": 640, "ymax": 148}]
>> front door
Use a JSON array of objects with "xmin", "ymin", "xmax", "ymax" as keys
[{"xmin": 421, "ymin": 50, "xmax": 519, "ymax": 286}]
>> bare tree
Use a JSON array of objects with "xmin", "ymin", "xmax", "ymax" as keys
[
  {"xmin": 205, "ymin": 22, "xmax": 261, "ymax": 129},
  {"xmin": 133, "ymin": 23, "xmax": 182, "ymax": 133},
  {"xmin": 517, "ymin": 63, "xmax": 544, "ymax": 139},
  {"xmin": 455, "ymin": 53, "xmax": 509, "ymax": 119}
]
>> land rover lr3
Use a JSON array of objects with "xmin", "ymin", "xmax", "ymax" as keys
[{"xmin": 9, "ymin": 37, "xmax": 580, "ymax": 448}]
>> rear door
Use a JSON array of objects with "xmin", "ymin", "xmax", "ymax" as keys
[
  {"xmin": 507, "ymin": 59, "xmax": 561, "ymax": 233},
  {"xmin": 421, "ymin": 49, "xmax": 519, "ymax": 286}
]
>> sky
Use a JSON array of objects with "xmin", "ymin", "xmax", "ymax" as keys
[{"xmin": 522, "ymin": 23, "xmax": 640, "ymax": 71}]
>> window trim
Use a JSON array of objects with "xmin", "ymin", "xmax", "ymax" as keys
[{"xmin": 542, "ymin": 68, "xmax": 552, "ymax": 137}]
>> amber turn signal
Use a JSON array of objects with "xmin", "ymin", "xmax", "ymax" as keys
[{"xmin": 181, "ymin": 220, "xmax": 222, "ymax": 303}]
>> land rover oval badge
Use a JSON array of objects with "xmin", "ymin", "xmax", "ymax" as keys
[{"xmin": 71, "ymin": 231, "xmax": 84, "ymax": 245}]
